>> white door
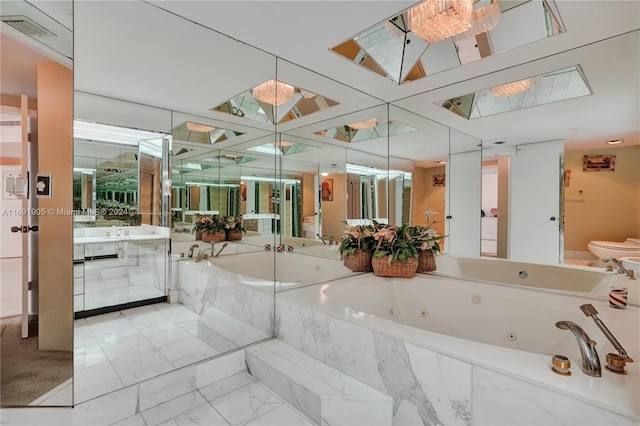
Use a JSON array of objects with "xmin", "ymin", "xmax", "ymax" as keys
[
  {"xmin": 1, "ymin": 97, "xmax": 34, "ymax": 338},
  {"xmin": 445, "ymin": 150, "xmax": 482, "ymax": 257},
  {"xmin": 509, "ymin": 140, "xmax": 564, "ymax": 264}
]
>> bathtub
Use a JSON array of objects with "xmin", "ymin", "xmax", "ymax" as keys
[
  {"xmin": 276, "ymin": 273, "xmax": 639, "ymax": 424},
  {"xmin": 180, "ymin": 251, "xmax": 356, "ymax": 290},
  {"xmin": 431, "ymin": 255, "xmax": 639, "ymax": 306},
  {"xmin": 240, "ymin": 235, "xmax": 324, "ymax": 249}
]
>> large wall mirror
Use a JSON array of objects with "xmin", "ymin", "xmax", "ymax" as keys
[{"xmin": 71, "ymin": 0, "xmax": 278, "ymax": 404}]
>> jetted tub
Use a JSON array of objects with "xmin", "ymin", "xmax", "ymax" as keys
[
  {"xmin": 276, "ymin": 273, "xmax": 639, "ymax": 424},
  {"xmin": 430, "ymin": 255, "xmax": 639, "ymax": 305},
  {"xmin": 182, "ymin": 251, "xmax": 357, "ymax": 290}
]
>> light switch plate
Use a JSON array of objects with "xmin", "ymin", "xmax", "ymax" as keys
[{"xmin": 3, "ymin": 171, "xmax": 24, "ymax": 199}]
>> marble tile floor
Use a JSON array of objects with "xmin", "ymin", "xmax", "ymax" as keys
[
  {"xmin": 2, "ymin": 371, "xmax": 317, "ymax": 425},
  {"xmin": 77, "ymin": 275, "xmax": 165, "ymax": 312},
  {"xmin": 74, "ymin": 303, "xmax": 220, "ymax": 404}
]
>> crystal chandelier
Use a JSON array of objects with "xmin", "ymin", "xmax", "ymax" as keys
[
  {"xmin": 408, "ymin": 0, "xmax": 474, "ymax": 44},
  {"xmin": 451, "ymin": 0, "xmax": 501, "ymax": 42},
  {"xmin": 348, "ymin": 118, "xmax": 378, "ymax": 129},
  {"xmin": 409, "ymin": 0, "xmax": 502, "ymax": 44},
  {"xmin": 490, "ymin": 78, "xmax": 532, "ymax": 97},
  {"xmin": 252, "ymin": 79, "xmax": 295, "ymax": 105}
]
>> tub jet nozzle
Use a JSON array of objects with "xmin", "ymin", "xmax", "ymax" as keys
[{"xmin": 579, "ymin": 304, "xmax": 634, "ymax": 372}]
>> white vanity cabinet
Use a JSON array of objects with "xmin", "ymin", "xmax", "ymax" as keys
[{"xmin": 73, "ymin": 234, "xmax": 169, "ymax": 314}]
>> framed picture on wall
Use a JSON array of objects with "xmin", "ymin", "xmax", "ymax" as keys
[
  {"xmin": 321, "ymin": 178, "xmax": 333, "ymax": 201},
  {"xmin": 433, "ymin": 174, "xmax": 445, "ymax": 187},
  {"xmin": 583, "ymin": 155, "xmax": 616, "ymax": 171}
]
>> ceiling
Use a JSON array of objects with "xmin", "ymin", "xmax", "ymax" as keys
[{"xmin": 2, "ymin": 0, "xmax": 639, "ymax": 171}]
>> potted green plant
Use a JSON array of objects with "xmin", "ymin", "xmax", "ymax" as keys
[
  {"xmin": 194, "ymin": 215, "xmax": 226, "ymax": 243},
  {"xmin": 338, "ymin": 223, "xmax": 377, "ymax": 272},
  {"xmin": 371, "ymin": 224, "xmax": 419, "ymax": 278},
  {"xmin": 128, "ymin": 209, "xmax": 142, "ymax": 226},
  {"xmin": 223, "ymin": 216, "xmax": 246, "ymax": 241},
  {"xmin": 408, "ymin": 224, "xmax": 443, "ymax": 272}
]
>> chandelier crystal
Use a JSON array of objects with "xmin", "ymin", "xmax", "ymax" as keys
[
  {"xmin": 490, "ymin": 78, "xmax": 532, "ymax": 97},
  {"xmin": 348, "ymin": 118, "xmax": 378, "ymax": 129},
  {"xmin": 252, "ymin": 79, "xmax": 295, "ymax": 105},
  {"xmin": 408, "ymin": 0, "xmax": 474, "ymax": 44},
  {"xmin": 452, "ymin": 0, "xmax": 502, "ymax": 42}
]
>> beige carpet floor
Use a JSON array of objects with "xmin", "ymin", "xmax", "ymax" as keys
[{"xmin": 0, "ymin": 316, "xmax": 72, "ymax": 406}]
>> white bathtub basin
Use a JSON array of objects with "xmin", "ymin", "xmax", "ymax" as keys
[
  {"xmin": 431, "ymin": 255, "xmax": 638, "ymax": 305},
  {"xmin": 279, "ymin": 273, "xmax": 640, "ymax": 422},
  {"xmin": 171, "ymin": 240, "xmax": 262, "ymax": 257},
  {"xmin": 179, "ymin": 251, "xmax": 356, "ymax": 290},
  {"xmin": 296, "ymin": 244, "xmax": 341, "ymax": 260}
]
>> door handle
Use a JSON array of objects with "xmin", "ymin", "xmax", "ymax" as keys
[
  {"xmin": 10, "ymin": 225, "xmax": 39, "ymax": 233},
  {"xmin": 550, "ymin": 217, "xmax": 556, "ymax": 221}
]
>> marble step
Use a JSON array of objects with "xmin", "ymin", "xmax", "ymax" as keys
[
  {"xmin": 197, "ymin": 308, "xmax": 271, "ymax": 353},
  {"xmin": 246, "ymin": 339, "xmax": 393, "ymax": 426}
]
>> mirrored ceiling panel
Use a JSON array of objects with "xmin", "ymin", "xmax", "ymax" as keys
[
  {"xmin": 315, "ymin": 118, "xmax": 417, "ymax": 143},
  {"xmin": 212, "ymin": 79, "xmax": 340, "ymax": 125},
  {"xmin": 330, "ymin": 0, "xmax": 564, "ymax": 85},
  {"xmin": 171, "ymin": 120, "xmax": 244, "ymax": 145},
  {"xmin": 437, "ymin": 65, "xmax": 591, "ymax": 119},
  {"xmin": 247, "ymin": 139, "xmax": 319, "ymax": 156}
]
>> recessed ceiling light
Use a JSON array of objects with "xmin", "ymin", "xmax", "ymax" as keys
[{"xmin": 606, "ymin": 139, "xmax": 623, "ymax": 145}]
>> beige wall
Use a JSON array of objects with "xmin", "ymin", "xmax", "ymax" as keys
[
  {"xmin": 37, "ymin": 62, "xmax": 73, "ymax": 351},
  {"xmin": 302, "ymin": 173, "xmax": 316, "ymax": 219},
  {"xmin": 411, "ymin": 166, "xmax": 446, "ymax": 244},
  {"xmin": 564, "ymin": 145, "xmax": 640, "ymax": 251},
  {"xmin": 321, "ymin": 173, "xmax": 346, "ymax": 240}
]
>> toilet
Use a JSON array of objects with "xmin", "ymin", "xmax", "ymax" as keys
[{"xmin": 587, "ymin": 238, "xmax": 640, "ymax": 259}]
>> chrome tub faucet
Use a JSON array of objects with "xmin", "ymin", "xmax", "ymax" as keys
[
  {"xmin": 555, "ymin": 320, "xmax": 601, "ymax": 377},
  {"xmin": 603, "ymin": 257, "xmax": 636, "ymax": 279},
  {"xmin": 196, "ymin": 242, "xmax": 216, "ymax": 261},
  {"xmin": 188, "ymin": 244, "xmax": 199, "ymax": 258},
  {"xmin": 580, "ymin": 303, "xmax": 634, "ymax": 374}
]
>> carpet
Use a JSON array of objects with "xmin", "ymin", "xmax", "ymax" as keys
[{"xmin": 0, "ymin": 316, "xmax": 73, "ymax": 406}]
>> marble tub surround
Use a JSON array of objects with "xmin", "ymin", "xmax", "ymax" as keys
[
  {"xmin": 176, "ymin": 258, "xmax": 275, "ymax": 336},
  {"xmin": 245, "ymin": 339, "xmax": 393, "ymax": 425},
  {"xmin": 275, "ymin": 275, "xmax": 639, "ymax": 424}
]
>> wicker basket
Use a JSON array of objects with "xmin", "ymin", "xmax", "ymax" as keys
[
  {"xmin": 417, "ymin": 249, "xmax": 437, "ymax": 272},
  {"xmin": 195, "ymin": 230, "xmax": 204, "ymax": 241},
  {"xmin": 202, "ymin": 230, "xmax": 226, "ymax": 243},
  {"xmin": 343, "ymin": 249, "xmax": 373, "ymax": 272},
  {"xmin": 372, "ymin": 256, "xmax": 418, "ymax": 278},
  {"xmin": 226, "ymin": 229, "xmax": 243, "ymax": 241}
]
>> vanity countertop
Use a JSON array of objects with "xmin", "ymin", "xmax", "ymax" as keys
[{"xmin": 73, "ymin": 234, "xmax": 169, "ymax": 245}]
